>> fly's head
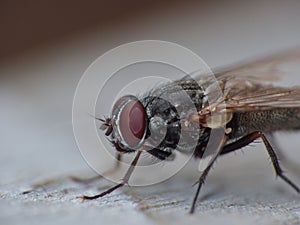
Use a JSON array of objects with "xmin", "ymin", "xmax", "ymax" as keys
[{"xmin": 99, "ymin": 95, "xmax": 146, "ymax": 153}]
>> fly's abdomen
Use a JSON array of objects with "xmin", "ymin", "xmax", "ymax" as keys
[{"xmin": 229, "ymin": 108, "xmax": 300, "ymax": 137}]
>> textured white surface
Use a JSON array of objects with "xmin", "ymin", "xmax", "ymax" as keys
[
  {"xmin": 1, "ymin": 141, "xmax": 300, "ymax": 225},
  {"xmin": 1, "ymin": 1, "xmax": 300, "ymax": 224}
]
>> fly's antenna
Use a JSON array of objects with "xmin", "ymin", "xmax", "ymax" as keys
[
  {"xmin": 86, "ymin": 112, "xmax": 106, "ymax": 122},
  {"xmin": 86, "ymin": 113, "xmax": 112, "ymax": 133},
  {"xmin": 95, "ymin": 117, "xmax": 106, "ymax": 123}
]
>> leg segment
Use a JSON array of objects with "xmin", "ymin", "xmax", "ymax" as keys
[
  {"xmin": 81, "ymin": 151, "xmax": 142, "ymax": 200},
  {"xmin": 220, "ymin": 133, "xmax": 257, "ymax": 155},
  {"xmin": 190, "ymin": 136, "xmax": 228, "ymax": 214},
  {"xmin": 221, "ymin": 131, "xmax": 300, "ymax": 193}
]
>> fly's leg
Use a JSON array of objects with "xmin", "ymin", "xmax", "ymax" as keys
[
  {"xmin": 70, "ymin": 153, "xmax": 122, "ymax": 183},
  {"xmin": 190, "ymin": 135, "xmax": 228, "ymax": 214},
  {"xmin": 221, "ymin": 131, "xmax": 300, "ymax": 193},
  {"xmin": 265, "ymin": 133, "xmax": 287, "ymax": 162},
  {"xmin": 259, "ymin": 132, "xmax": 300, "ymax": 193},
  {"xmin": 22, "ymin": 153, "xmax": 122, "ymax": 194},
  {"xmin": 266, "ymin": 134, "xmax": 300, "ymax": 173},
  {"xmin": 81, "ymin": 151, "xmax": 142, "ymax": 200}
]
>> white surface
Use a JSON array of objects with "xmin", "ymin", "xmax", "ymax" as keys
[
  {"xmin": 1, "ymin": 0, "xmax": 300, "ymax": 224},
  {"xmin": 1, "ymin": 148, "xmax": 300, "ymax": 225}
]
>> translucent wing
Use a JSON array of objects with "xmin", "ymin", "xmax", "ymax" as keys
[
  {"xmin": 219, "ymin": 49, "xmax": 300, "ymax": 111},
  {"xmin": 215, "ymin": 49, "xmax": 300, "ymax": 82},
  {"xmin": 221, "ymin": 84, "xmax": 300, "ymax": 112},
  {"xmin": 196, "ymin": 49, "xmax": 300, "ymax": 127}
]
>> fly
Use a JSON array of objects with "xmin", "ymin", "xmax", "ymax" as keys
[{"xmin": 82, "ymin": 50, "xmax": 300, "ymax": 213}]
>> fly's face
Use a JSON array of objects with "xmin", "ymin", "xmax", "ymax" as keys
[{"xmin": 102, "ymin": 95, "xmax": 148, "ymax": 152}]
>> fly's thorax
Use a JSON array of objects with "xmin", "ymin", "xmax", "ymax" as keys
[
  {"xmin": 140, "ymin": 81, "xmax": 208, "ymax": 154},
  {"xmin": 142, "ymin": 96, "xmax": 181, "ymax": 150},
  {"xmin": 142, "ymin": 77, "xmax": 221, "ymax": 155}
]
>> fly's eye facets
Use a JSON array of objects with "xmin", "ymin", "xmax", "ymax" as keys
[{"xmin": 119, "ymin": 100, "xmax": 146, "ymax": 148}]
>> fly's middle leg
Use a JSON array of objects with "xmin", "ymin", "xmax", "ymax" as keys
[{"xmin": 190, "ymin": 135, "xmax": 228, "ymax": 214}]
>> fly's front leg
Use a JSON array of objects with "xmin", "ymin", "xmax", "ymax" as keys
[{"xmin": 81, "ymin": 151, "xmax": 142, "ymax": 200}]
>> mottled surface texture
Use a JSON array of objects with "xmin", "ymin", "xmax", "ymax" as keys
[{"xmin": 1, "ymin": 139, "xmax": 300, "ymax": 225}]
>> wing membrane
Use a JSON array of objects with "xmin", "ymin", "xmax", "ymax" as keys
[
  {"xmin": 223, "ymin": 85, "xmax": 300, "ymax": 112},
  {"xmin": 200, "ymin": 49, "xmax": 300, "ymax": 114},
  {"xmin": 215, "ymin": 49, "xmax": 300, "ymax": 82}
]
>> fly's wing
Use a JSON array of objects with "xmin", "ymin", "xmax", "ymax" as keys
[
  {"xmin": 215, "ymin": 49, "xmax": 300, "ymax": 82},
  {"xmin": 218, "ymin": 85, "xmax": 300, "ymax": 113},
  {"xmin": 197, "ymin": 49, "xmax": 300, "ymax": 127},
  {"xmin": 222, "ymin": 85, "xmax": 300, "ymax": 112}
]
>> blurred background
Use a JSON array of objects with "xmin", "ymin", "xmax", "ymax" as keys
[{"xmin": 1, "ymin": 0, "xmax": 300, "ymax": 224}]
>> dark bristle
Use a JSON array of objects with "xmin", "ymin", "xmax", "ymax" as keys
[{"xmin": 95, "ymin": 117, "xmax": 106, "ymax": 122}]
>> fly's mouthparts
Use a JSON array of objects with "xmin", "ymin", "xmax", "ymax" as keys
[{"xmin": 97, "ymin": 117, "xmax": 113, "ymax": 136}]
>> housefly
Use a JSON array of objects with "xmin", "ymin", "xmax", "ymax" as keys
[{"xmin": 82, "ymin": 50, "xmax": 300, "ymax": 213}]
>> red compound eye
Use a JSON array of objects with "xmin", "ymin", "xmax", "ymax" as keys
[{"xmin": 119, "ymin": 100, "xmax": 146, "ymax": 148}]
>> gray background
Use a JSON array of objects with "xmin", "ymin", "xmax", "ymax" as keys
[{"xmin": 1, "ymin": 0, "xmax": 300, "ymax": 224}]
